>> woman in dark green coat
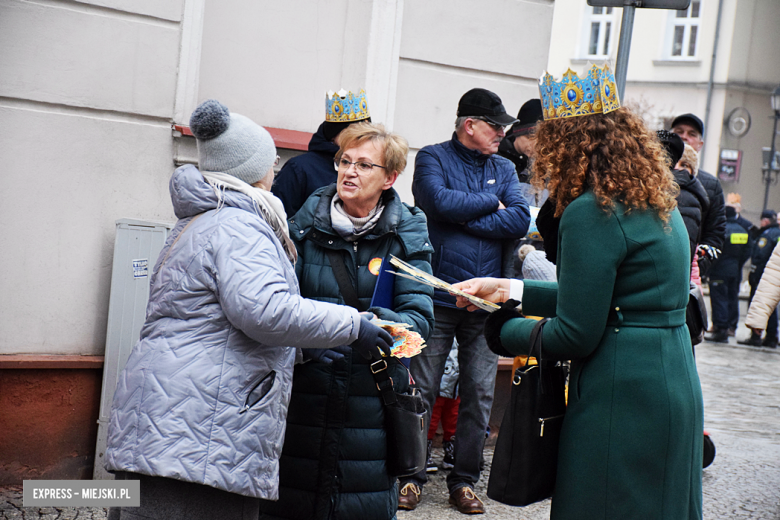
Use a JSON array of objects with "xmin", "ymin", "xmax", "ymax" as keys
[
  {"xmin": 260, "ymin": 122, "xmax": 434, "ymax": 520},
  {"xmin": 454, "ymin": 96, "xmax": 703, "ymax": 518}
]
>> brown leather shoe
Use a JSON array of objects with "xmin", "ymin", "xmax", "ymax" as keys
[
  {"xmin": 448, "ymin": 486, "xmax": 485, "ymax": 514},
  {"xmin": 398, "ymin": 482, "xmax": 421, "ymax": 511}
]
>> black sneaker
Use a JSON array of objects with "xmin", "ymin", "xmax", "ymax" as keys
[
  {"xmin": 425, "ymin": 440, "xmax": 438, "ymax": 473},
  {"xmin": 442, "ymin": 439, "xmax": 455, "ymax": 470}
]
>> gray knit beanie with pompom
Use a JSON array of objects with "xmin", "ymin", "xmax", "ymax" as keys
[{"xmin": 189, "ymin": 99, "xmax": 276, "ymax": 185}]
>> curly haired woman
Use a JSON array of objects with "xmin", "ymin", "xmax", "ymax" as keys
[{"xmin": 455, "ymin": 104, "xmax": 703, "ymax": 519}]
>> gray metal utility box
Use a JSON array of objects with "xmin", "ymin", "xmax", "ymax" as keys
[{"xmin": 93, "ymin": 218, "xmax": 173, "ymax": 479}]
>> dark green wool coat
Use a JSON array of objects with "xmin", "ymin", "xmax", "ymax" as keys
[
  {"xmin": 499, "ymin": 192, "xmax": 703, "ymax": 520},
  {"xmin": 259, "ymin": 185, "xmax": 434, "ymax": 520}
]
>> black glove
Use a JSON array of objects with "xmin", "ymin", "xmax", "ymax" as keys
[
  {"xmin": 697, "ymin": 244, "xmax": 720, "ymax": 262},
  {"xmin": 484, "ymin": 299, "xmax": 523, "ymax": 358},
  {"xmin": 350, "ymin": 317, "xmax": 393, "ymax": 361},
  {"xmin": 696, "ymin": 244, "xmax": 720, "ymax": 277},
  {"xmin": 302, "ymin": 348, "xmax": 345, "ymax": 365}
]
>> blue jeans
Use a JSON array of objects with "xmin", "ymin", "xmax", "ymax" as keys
[{"xmin": 404, "ymin": 306, "xmax": 498, "ymax": 493}]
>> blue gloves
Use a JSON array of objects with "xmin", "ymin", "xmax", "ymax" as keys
[{"xmin": 350, "ymin": 316, "xmax": 393, "ymax": 361}]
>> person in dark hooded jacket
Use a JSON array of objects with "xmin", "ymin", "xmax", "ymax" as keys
[
  {"xmin": 272, "ymin": 89, "xmax": 371, "ymax": 217},
  {"xmin": 657, "ymin": 130, "xmax": 709, "ymax": 264},
  {"xmin": 670, "ymin": 113, "xmax": 726, "ymax": 276}
]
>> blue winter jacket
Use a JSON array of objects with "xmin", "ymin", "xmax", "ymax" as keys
[
  {"xmin": 412, "ymin": 133, "xmax": 530, "ymax": 307},
  {"xmin": 272, "ymin": 122, "xmax": 339, "ymax": 217},
  {"xmin": 105, "ymin": 165, "xmax": 362, "ymax": 500}
]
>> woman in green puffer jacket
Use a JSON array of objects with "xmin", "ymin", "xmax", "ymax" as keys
[{"xmin": 259, "ymin": 122, "xmax": 434, "ymax": 520}]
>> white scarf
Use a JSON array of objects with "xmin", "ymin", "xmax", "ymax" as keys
[{"xmin": 201, "ymin": 170, "xmax": 297, "ymax": 264}]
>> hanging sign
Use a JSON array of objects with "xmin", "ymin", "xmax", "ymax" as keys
[{"xmin": 717, "ymin": 149, "xmax": 742, "ymax": 182}]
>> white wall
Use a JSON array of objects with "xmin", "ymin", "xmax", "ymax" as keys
[
  {"xmin": 0, "ymin": 0, "xmax": 555, "ymax": 356},
  {"xmin": 393, "ymin": 0, "xmax": 554, "ymax": 202},
  {"xmin": 197, "ymin": 0, "xmax": 372, "ymax": 132},
  {"xmin": 0, "ymin": 0, "xmax": 182, "ymax": 355},
  {"xmin": 197, "ymin": 0, "xmax": 554, "ymax": 204}
]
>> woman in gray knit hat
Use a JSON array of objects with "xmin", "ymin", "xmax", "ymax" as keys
[{"xmin": 105, "ymin": 100, "xmax": 394, "ymax": 520}]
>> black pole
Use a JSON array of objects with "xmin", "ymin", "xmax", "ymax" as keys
[{"xmin": 764, "ymin": 113, "xmax": 779, "ymax": 212}]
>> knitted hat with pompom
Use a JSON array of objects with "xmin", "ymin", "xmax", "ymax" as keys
[{"xmin": 189, "ymin": 99, "xmax": 276, "ymax": 185}]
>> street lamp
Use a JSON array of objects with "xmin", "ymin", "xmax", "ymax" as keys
[{"xmin": 762, "ymin": 85, "xmax": 780, "ymax": 211}]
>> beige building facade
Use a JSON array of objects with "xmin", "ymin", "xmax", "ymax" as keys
[
  {"xmin": 0, "ymin": 0, "xmax": 554, "ymax": 482},
  {"xmin": 1, "ymin": 0, "xmax": 554, "ymax": 359},
  {"xmin": 547, "ymin": 0, "xmax": 780, "ymax": 222}
]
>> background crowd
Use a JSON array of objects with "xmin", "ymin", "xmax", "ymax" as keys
[{"xmin": 102, "ymin": 61, "xmax": 780, "ymax": 520}]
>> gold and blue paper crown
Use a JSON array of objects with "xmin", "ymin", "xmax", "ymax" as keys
[
  {"xmin": 538, "ymin": 64, "xmax": 620, "ymax": 120},
  {"xmin": 325, "ymin": 89, "xmax": 370, "ymax": 123}
]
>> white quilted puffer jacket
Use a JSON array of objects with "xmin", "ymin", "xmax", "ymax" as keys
[
  {"xmin": 746, "ymin": 241, "xmax": 780, "ymax": 330},
  {"xmin": 105, "ymin": 165, "xmax": 361, "ymax": 500}
]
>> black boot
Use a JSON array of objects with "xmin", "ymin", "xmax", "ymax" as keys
[
  {"xmin": 705, "ymin": 328, "xmax": 729, "ymax": 343},
  {"xmin": 425, "ymin": 439, "xmax": 437, "ymax": 473},
  {"xmin": 762, "ymin": 336, "xmax": 778, "ymax": 348},
  {"xmin": 738, "ymin": 333, "xmax": 763, "ymax": 346}
]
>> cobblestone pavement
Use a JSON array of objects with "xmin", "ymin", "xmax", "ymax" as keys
[{"xmin": 3, "ymin": 336, "xmax": 780, "ymax": 519}]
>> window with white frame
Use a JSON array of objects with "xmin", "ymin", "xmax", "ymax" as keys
[
  {"xmin": 582, "ymin": 6, "xmax": 615, "ymax": 58},
  {"xmin": 667, "ymin": 0, "xmax": 701, "ymax": 59}
]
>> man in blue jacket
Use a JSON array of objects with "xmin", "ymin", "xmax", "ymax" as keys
[
  {"xmin": 399, "ymin": 88, "xmax": 530, "ymax": 515},
  {"xmin": 272, "ymin": 89, "xmax": 371, "ymax": 217}
]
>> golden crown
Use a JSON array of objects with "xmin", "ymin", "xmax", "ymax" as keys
[
  {"xmin": 538, "ymin": 64, "xmax": 620, "ymax": 120},
  {"xmin": 325, "ymin": 89, "xmax": 370, "ymax": 123}
]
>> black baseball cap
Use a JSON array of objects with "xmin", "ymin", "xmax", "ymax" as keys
[
  {"xmin": 457, "ymin": 88, "xmax": 518, "ymax": 126},
  {"xmin": 508, "ymin": 99, "xmax": 544, "ymax": 139},
  {"xmin": 761, "ymin": 209, "xmax": 777, "ymax": 220},
  {"xmin": 671, "ymin": 113, "xmax": 704, "ymax": 136}
]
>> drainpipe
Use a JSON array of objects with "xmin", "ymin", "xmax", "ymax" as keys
[{"xmin": 702, "ymin": 0, "xmax": 725, "ymax": 171}]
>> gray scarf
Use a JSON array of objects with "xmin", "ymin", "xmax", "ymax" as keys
[{"xmin": 330, "ymin": 194, "xmax": 385, "ymax": 242}]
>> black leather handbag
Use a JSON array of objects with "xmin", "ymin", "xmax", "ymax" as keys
[
  {"xmin": 487, "ymin": 318, "xmax": 567, "ymax": 506},
  {"xmin": 370, "ymin": 358, "xmax": 427, "ymax": 477},
  {"xmin": 686, "ymin": 282, "xmax": 708, "ymax": 346}
]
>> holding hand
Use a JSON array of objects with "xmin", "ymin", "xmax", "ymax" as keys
[
  {"xmin": 452, "ymin": 277, "xmax": 511, "ymax": 312},
  {"xmin": 350, "ymin": 316, "xmax": 393, "ymax": 360}
]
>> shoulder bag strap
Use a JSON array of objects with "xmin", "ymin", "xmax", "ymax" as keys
[
  {"xmin": 528, "ymin": 318, "xmax": 550, "ymax": 391},
  {"xmin": 326, "ymin": 249, "xmax": 394, "ymax": 404},
  {"xmin": 369, "ymin": 358, "xmax": 398, "ymax": 406},
  {"xmin": 325, "ymin": 248, "xmax": 367, "ymax": 312}
]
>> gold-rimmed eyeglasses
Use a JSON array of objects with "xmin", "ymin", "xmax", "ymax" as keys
[{"xmin": 334, "ymin": 157, "xmax": 387, "ymax": 174}]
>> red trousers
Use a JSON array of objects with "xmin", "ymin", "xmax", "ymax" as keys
[{"xmin": 427, "ymin": 395, "xmax": 460, "ymax": 441}]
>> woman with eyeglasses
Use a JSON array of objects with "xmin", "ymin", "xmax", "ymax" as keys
[{"xmin": 259, "ymin": 122, "xmax": 434, "ymax": 520}]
